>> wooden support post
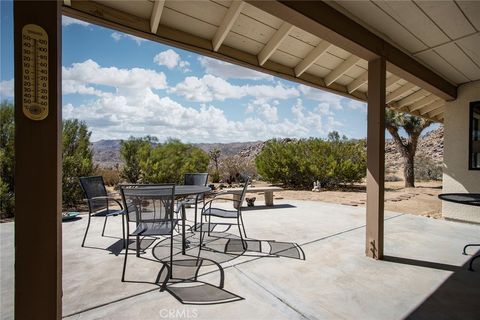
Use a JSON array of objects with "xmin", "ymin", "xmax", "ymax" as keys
[
  {"xmin": 14, "ymin": 1, "xmax": 62, "ymax": 319},
  {"xmin": 366, "ymin": 57, "xmax": 386, "ymax": 259}
]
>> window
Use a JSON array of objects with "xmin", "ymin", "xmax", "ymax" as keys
[{"xmin": 470, "ymin": 101, "xmax": 480, "ymax": 170}]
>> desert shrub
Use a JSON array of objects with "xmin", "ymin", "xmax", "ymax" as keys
[
  {"xmin": 414, "ymin": 154, "xmax": 442, "ymax": 181},
  {"xmin": 0, "ymin": 101, "xmax": 14, "ymax": 218},
  {"xmin": 255, "ymin": 134, "xmax": 366, "ymax": 189},
  {"xmin": 95, "ymin": 166, "xmax": 121, "ymax": 186},
  {"xmin": 141, "ymin": 139, "xmax": 210, "ymax": 184},
  {"xmin": 120, "ymin": 136, "xmax": 156, "ymax": 183},
  {"xmin": 62, "ymin": 119, "xmax": 95, "ymax": 210},
  {"xmin": 219, "ymin": 155, "xmax": 257, "ymax": 183}
]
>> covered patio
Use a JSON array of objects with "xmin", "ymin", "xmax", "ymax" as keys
[
  {"xmin": 11, "ymin": 1, "xmax": 480, "ymax": 319},
  {"xmin": 3, "ymin": 201, "xmax": 480, "ymax": 319}
]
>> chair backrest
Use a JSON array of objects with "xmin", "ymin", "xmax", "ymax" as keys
[
  {"xmin": 79, "ymin": 176, "xmax": 108, "ymax": 212},
  {"xmin": 119, "ymin": 184, "xmax": 175, "ymax": 224},
  {"xmin": 184, "ymin": 173, "xmax": 209, "ymax": 186},
  {"xmin": 238, "ymin": 177, "xmax": 251, "ymax": 208}
]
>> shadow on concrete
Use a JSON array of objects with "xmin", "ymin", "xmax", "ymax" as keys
[
  {"xmin": 384, "ymin": 253, "xmax": 480, "ymax": 320},
  {"xmin": 241, "ymin": 204, "xmax": 296, "ymax": 211}
]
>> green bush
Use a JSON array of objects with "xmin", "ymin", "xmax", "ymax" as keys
[
  {"xmin": 62, "ymin": 119, "xmax": 95, "ymax": 209},
  {"xmin": 121, "ymin": 137, "xmax": 210, "ymax": 184},
  {"xmin": 0, "ymin": 101, "xmax": 14, "ymax": 218},
  {"xmin": 255, "ymin": 134, "xmax": 366, "ymax": 189},
  {"xmin": 95, "ymin": 166, "xmax": 121, "ymax": 187},
  {"xmin": 120, "ymin": 136, "xmax": 156, "ymax": 183}
]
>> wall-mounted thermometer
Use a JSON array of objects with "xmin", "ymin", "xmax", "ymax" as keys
[{"xmin": 22, "ymin": 24, "xmax": 49, "ymax": 121}]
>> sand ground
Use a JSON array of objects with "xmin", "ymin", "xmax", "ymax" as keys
[{"xmin": 242, "ymin": 179, "xmax": 443, "ymax": 219}]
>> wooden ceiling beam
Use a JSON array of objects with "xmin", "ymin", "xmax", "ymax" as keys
[
  {"xmin": 396, "ymin": 89, "xmax": 429, "ymax": 109},
  {"xmin": 212, "ymin": 1, "xmax": 244, "ymax": 52},
  {"xmin": 419, "ymin": 100, "xmax": 445, "ymax": 115},
  {"xmin": 247, "ymin": 0, "xmax": 456, "ymax": 100},
  {"xmin": 429, "ymin": 107, "xmax": 445, "ymax": 118},
  {"xmin": 386, "ymin": 75, "xmax": 401, "ymax": 88},
  {"xmin": 408, "ymin": 95, "xmax": 439, "ymax": 112},
  {"xmin": 294, "ymin": 40, "xmax": 331, "ymax": 77},
  {"xmin": 386, "ymin": 83, "xmax": 416, "ymax": 104},
  {"xmin": 150, "ymin": 0, "xmax": 165, "ymax": 34},
  {"xmin": 258, "ymin": 22, "xmax": 293, "ymax": 66},
  {"xmin": 325, "ymin": 55, "xmax": 361, "ymax": 86},
  {"xmin": 347, "ymin": 71, "xmax": 367, "ymax": 93}
]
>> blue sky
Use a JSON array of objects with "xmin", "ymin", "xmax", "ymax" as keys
[{"xmin": 0, "ymin": 1, "xmax": 371, "ymax": 142}]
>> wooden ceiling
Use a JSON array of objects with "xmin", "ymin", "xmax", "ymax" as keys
[{"xmin": 62, "ymin": 0, "xmax": 474, "ymax": 123}]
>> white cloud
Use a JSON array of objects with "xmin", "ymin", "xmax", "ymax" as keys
[
  {"xmin": 154, "ymin": 49, "xmax": 190, "ymax": 72},
  {"xmin": 62, "ymin": 59, "xmax": 167, "ymax": 95},
  {"xmin": 246, "ymin": 102, "xmax": 278, "ymax": 123},
  {"xmin": 298, "ymin": 84, "xmax": 343, "ymax": 110},
  {"xmin": 347, "ymin": 99, "xmax": 367, "ymax": 112},
  {"xmin": 110, "ymin": 32, "xmax": 146, "ymax": 45},
  {"xmin": 0, "ymin": 79, "xmax": 14, "ymax": 98},
  {"xmin": 198, "ymin": 56, "xmax": 273, "ymax": 81},
  {"xmin": 170, "ymin": 75, "xmax": 299, "ymax": 102},
  {"xmin": 111, "ymin": 32, "xmax": 122, "ymax": 42},
  {"xmin": 62, "ymin": 16, "xmax": 90, "ymax": 27}
]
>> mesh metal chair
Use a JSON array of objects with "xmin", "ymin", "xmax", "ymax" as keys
[
  {"xmin": 183, "ymin": 173, "xmax": 209, "ymax": 230},
  {"xmin": 119, "ymin": 184, "xmax": 178, "ymax": 282},
  {"xmin": 199, "ymin": 177, "xmax": 250, "ymax": 250},
  {"xmin": 79, "ymin": 176, "xmax": 124, "ymax": 247}
]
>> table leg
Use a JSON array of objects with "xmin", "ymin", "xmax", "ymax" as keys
[
  {"xmin": 265, "ymin": 192, "xmax": 274, "ymax": 206},
  {"xmin": 233, "ymin": 193, "xmax": 241, "ymax": 209},
  {"xmin": 182, "ymin": 203, "xmax": 186, "ymax": 255}
]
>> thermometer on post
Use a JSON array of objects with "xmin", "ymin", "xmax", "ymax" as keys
[{"xmin": 22, "ymin": 24, "xmax": 49, "ymax": 121}]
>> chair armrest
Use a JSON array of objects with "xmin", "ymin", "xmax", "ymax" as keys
[
  {"xmin": 203, "ymin": 197, "xmax": 241, "ymax": 209},
  {"xmin": 89, "ymin": 196, "xmax": 123, "ymax": 209}
]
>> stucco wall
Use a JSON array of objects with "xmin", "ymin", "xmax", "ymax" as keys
[{"xmin": 442, "ymin": 80, "xmax": 480, "ymax": 223}]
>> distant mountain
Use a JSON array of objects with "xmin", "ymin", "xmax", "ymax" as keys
[
  {"xmin": 91, "ymin": 127, "xmax": 444, "ymax": 169},
  {"xmin": 91, "ymin": 140, "xmax": 264, "ymax": 168}
]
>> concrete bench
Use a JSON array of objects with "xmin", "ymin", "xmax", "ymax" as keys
[{"xmin": 223, "ymin": 186, "xmax": 284, "ymax": 208}]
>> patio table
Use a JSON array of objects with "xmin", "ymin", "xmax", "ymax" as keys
[
  {"xmin": 438, "ymin": 193, "xmax": 480, "ymax": 270},
  {"xmin": 175, "ymin": 185, "xmax": 211, "ymax": 254}
]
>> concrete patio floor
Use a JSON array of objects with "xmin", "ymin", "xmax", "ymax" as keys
[{"xmin": 1, "ymin": 200, "xmax": 480, "ymax": 320}]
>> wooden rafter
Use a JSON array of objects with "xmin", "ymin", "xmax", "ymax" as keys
[
  {"xmin": 386, "ymin": 83, "xmax": 416, "ymax": 103},
  {"xmin": 294, "ymin": 40, "xmax": 331, "ymax": 77},
  {"xmin": 347, "ymin": 70, "xmax": 367, "ymax": 93},
  {"xmin": 419, "ymin": 100, "xmax": 445, "ymax": 115},
  {"xmin": 408, "ymin": 95, "xmax": 438, "ymax": 112},
  {"xmin": 247, "ymin": 0, "xmax": 457, "ymax": 100},
  {"xmin": 429, "ymin": 106, "xmax": 446, "ymax": 118},
  {"xmin": 258, "ymin": 22, "xmax": 293, "ymax": 66},
  {"xmin": 396, "ymin": 89, "xmax": 428, "ymax": 109},
  {"xmin": 325, "ymin": 55, "xmax": 360, "ymax": 86},
  {"xmin": 386, "ymin": 75, "xmax": 401, "ymax": 88},
  {"xmin": 212, "ymin": 1, "xmax": 245, "ymax": 52},
  {"xmin": 150, "ymin": 0, "xmax": 165, "ymax": 34}
]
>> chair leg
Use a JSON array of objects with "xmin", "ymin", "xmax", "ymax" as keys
[
  {"xmin": 136, "ymin": 235, "xmax": 140, "ymax": 257},
  {"xmin": 194, "ymin": 201, "xmax": 198, "ymax": 231},
  {"xmin": 121, "ymin": 214, "xmax": 126, "ymax": 248},
  {"xmin": 239, "ymin": 212, "xmax": 248, "ymax": 238},
  {"xmin": 101, "ymin": 215, "xmax": 108, "ymax": 236},
  {"xmin": 122, "ymin": 234, "xmax": 129, "ymax": 282},
  {"xmin": 81, "ymin": 214, "xmax": 92, "ymax": 247},
  {"xmin": 208, "ymin": 214, "xmax": 211, "ymax": 236},
  {"xmin": 237, "ymin": 216, "xmax": 247, "ymax": 251}
]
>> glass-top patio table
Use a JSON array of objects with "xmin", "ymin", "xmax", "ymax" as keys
[{"xmin": 438, "ymin": 193, "xmax": 480, "ymax": 271}]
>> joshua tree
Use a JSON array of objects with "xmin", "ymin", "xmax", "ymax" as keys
[
  {"xmin": 385, "ymin": 109, "xmax": 432, "ymax": 188},
  {"xmin": 209, "ymin": 148, "xmax": 221, "ymax": 182}
]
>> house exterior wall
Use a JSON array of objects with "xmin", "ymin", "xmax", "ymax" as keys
[{"xmin": 442, "ymin": 80, "xmax": 480, "ymax": 223}]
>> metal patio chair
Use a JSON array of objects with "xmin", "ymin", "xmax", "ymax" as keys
[
  {"xmin": 199, "ymin": 177, "xmax": 250, "ymax": 250},
  {"xmin": 182, "ymin": 173, "xmax": 209, "ymax": 230},
  {"xmin": 120, "ymin": 184, "xmax": 178, "ymax": 282},
  {"xmin": 79, "ymin": 176, "xmax": 124, "ymax": 247}
]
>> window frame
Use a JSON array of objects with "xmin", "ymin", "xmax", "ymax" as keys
[{"xmin": 469, "ymin": 101, "xmax": 480, "ymax": 170}]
